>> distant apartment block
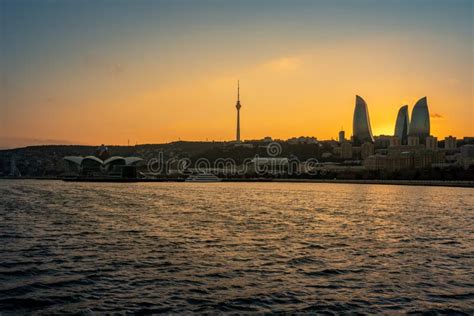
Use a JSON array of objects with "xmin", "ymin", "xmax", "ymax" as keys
[
  {"xmin": 425, "ymin": 136, "xmax": 438, "ymax": 151},
  {"xmin": 361, "ymin": 142, "xmax": 375, "ymax": 160},
  {"xmin": 445, "ymin": 136, "xmax": 457, "ymax": 150},
  {"xmin": 408, "ymin": 136, "xmax": 420, "ymax": 147},
  {"xmin": 340, "ymin": 141, "xmax": 353, "ymax": 159},
  {"xmin": 364, "ymin": 150, "xmax": 445, "ymax": 171}
]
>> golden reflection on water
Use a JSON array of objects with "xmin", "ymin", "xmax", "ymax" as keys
[{"xmin": 0, "ymin": 180, "xmax": 472, "ymax": 313}]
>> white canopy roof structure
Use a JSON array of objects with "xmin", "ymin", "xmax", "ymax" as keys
[{"xmin": 64, "ymin": 156, "xmax": 143, "ymax": 166}]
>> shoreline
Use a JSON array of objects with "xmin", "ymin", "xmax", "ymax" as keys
[
  {"xmin": 1, "ymin": 177, "xmax": 473, "ymax": 188},
  {"xmin": 269, "ymin": 178, "xmax": 474, "ymax": 188}
]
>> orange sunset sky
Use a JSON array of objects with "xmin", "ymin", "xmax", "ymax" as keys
[{"xmin": 1, "ymin": 0, "xmax": 472, "ymax": 148}]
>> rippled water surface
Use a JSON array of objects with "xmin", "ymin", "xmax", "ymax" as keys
[{"xmin": 0, "ymin": 180, "xmax": 473, "ymax": 314}]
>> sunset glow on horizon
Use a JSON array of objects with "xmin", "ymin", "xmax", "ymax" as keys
[{"xmin": 1, "ymin": 0, "xmax": 472, "ymax": 148}]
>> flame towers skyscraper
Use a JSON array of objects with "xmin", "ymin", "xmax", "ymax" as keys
[
  {"xmin": 394, "ymin": 105, "xmax": 410, "ymax": 145},
  {"xmin": 352, "ymin": 95, "xmax": 374, "ymax": 144},
  {"xmin": 408, "ymin": 96, "xmax": 430, "ymax": 143}
]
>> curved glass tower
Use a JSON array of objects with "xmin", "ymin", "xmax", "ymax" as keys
[
  {"xmin": 394, "ymin": 105, "xmax": 409, "ymax": 145},
  {"xmin": 408, "ymin": 97, "xmax": 430, "ymax": 142},
  {"xmin": 352, "ymin": 95, "xmax": 374, "ymax": 144}
]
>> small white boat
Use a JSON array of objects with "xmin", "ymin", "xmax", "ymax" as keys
[{"xmin": 185, "ymin": 173, "xmax": 222, "ymax": 182}]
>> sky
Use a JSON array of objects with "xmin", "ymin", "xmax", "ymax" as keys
[{"xmin": 0, "ymin": 0, "xmax": 472, "ymax": 147}]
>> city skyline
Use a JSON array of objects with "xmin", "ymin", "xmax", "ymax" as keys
[
  {"xmin": 0, "ymin": 90, "xmax": 468, "ymax": 149},
  {"xmin": 1, "ymin": 0, "xmax": 472, "ymax": 148}
]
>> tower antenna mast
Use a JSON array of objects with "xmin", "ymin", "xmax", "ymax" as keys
[{"xmin": 235, "ymin": 80, "xmax": 242, "ymax": 142}]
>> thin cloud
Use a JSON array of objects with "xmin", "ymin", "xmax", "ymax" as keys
[
  {"xmin": 259, "ymin": 56, "xmax": 303, "ymax": 72},
  {"xmin": 430, "ymin": 113, "xmax": 444, "ymax": 119}
]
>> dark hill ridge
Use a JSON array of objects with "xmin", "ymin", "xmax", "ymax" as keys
[
  {"xmin": 0, "ymin": 141, "xmax": 226, "ymax": 177},
  {"xmin": 0, "ymin": 140, "xmax": 327, "ymax": 177}
]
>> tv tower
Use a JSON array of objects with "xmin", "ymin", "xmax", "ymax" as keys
[{"xmin": 235, "ymin": 80, "xmax": 242, "ymax": 142}]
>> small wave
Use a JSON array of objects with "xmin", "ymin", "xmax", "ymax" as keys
[
  {"xmin": 215, "ymin": 297, "xmax": 268, "ymax": 312},
  {"xmin": 186, "ymin": 297, "xmax": 214, "ymax": 305},
  {"xmin": 440, "ymin": 240, "xmax": 461, "ymax": 245},
  {"xmin": 39, "ymin": 276, "xmax": 94, "ymax": 288},
  {"xmin": 188, "ymin": 288, "xmax": 210, "ymax": 295},
  {"xmin": 302, "ymin": 268, "xmax": 363, "ymax": 277},
  {"xmin": 287, "ymin": 256, "xmax": 323, "ymax": 266},
  {"xmin": 199, "ymin": 272, "xmax": 233, "ymax": 279},
  {"xmin": 408, "ymin": 308, "xmax": 471, "ymax": 315},
  {"xmin": 0, "ymin": 266, "xmax": 48, "ymax": 277},
  {"xmin": 299, "ymin": 302, "xmax": 363, "ymax": 313},
  {"xmin": 134, "ymin": 306, "xmax": 174, "ymax": 314},
  {"xmin": 428, "ymin": 292, "xmax": 474, "ymax": 300},
  {"xmin": 306, "ymin": 243, "xmax": 326, "ymax": 249},
  {"xmin": 0, "ymin": 297, "xmax": 54, "ymax": 310}
]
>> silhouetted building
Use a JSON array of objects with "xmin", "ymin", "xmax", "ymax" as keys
[
  {"xmin": 352, "ymin": 95, "xmax": 374, "ymax": 144},
  {"xmin": 445, "ymin": 136, "xmax": 457, "ymax": 150},
  {"xmin": 461, "ymin": 145, "xmax": 474, "ymax": 158},
  {"xmin": 339, "ymin": 130, "xmax": 345, "ymax": 143},
  {"xmin": 364, "ymin": 150, "xmax": 445, "ymax": 171},
  {"xmin": 374, "ymin": 135, "xmax": 393, "ymax": 149},
  {"xmin": 463, "ymin": 137, "xmax": 474, "ymax": 145},
  {"xmin": 408, "ymin": 136, "xmax": 420, "ymax": 147},
  {"xmin": 361, "ymin": 142, "xmax": 375, "ymax": 160},
  {"xmin": 64, "ymin": 156, "xmax": 144, "ymax": 178},
  {"xmin": 425, "ymin": 136, "xmax": 438, "ymax": 151},
  {"xmin": 459, "ymin": 145, "xmax": 474, "ymax": 170},
  {"xmin": 364, "ymin": 153, "xmax": 412, "ymax": 171},
  {"xmin": 408, "ymin": 97, "xmax": 430, "ymax": 144},
  {"xmin": 340, "ymin": 141, "xmax": 353, "ymax": 159},
  {"xmin": 389, "ymin": 136, "xmax": 401, "ymax": 147},
  {"xmin": 394, "ymin": 105, "xmax": 409, "ymax": 145}
]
